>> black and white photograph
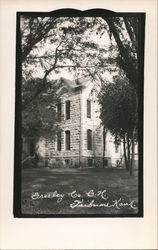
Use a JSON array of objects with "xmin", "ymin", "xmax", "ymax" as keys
[{"xmin": 14, "ymin": 9, "xmax": 145, "ymax": 217}]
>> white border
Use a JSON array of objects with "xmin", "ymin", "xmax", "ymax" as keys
[{"xmin": 0, "ymin": 0, "xmax": 157, "ymax": 249}]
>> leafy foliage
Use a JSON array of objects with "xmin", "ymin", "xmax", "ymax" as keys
[
  {"xmin": 22, "ymin": 78, "xmax": 59, "ymax": 140},
  {"xmin": 98, "ymin": 75, "xmax": 137, "ymax": 140},
  {"xmin": 98, "ymin": 75, "xmax": 138, "ymax": 174},
  {"xmin": 21, "ymin": 17, "xmax": 110, "ymax": 81}
]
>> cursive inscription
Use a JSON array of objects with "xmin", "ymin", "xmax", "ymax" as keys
[
  {"xmin": 31, "ymin": 189, "xmax": 137, "ymax": 210},
  {"xmin": 70, "ymin": 198, "xmax": 136, "ymax": 209},
  {"xmin": 31, "ymin": 191, "xmax": 64, "ymax": 203}
]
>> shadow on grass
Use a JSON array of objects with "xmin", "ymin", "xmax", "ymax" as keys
[{"xmin": 21, "ymin": 167, "xmax": 138, "ymax": 215}]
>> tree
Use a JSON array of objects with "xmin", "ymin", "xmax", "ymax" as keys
[
  {"xmin": 21, "ymin": 17, "xmax": 58, "ymax": 62},
  {"xmin": 22, "ymin": 78, "xmax": 60, "ymax": 140},
  {"xmin": 98, "ymin": 75, "xmax": 138, "ymax": 175}
]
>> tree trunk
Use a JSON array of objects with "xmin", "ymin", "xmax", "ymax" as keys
[
  {"xmin": 123, "ymin": 134, "xmax": 128, "ymax": 170},
  {"xmin": 127, "ymin": 135, "xmax": 131, "ymax": 171},
  {"xmin": 103, "ymin": 128, "xmax": 107, "ymax": 168},
  {"xmin": 129, "ymin": 130, "xmax": 135, "ymax": 176},
  {"xmin": 102, "ymin": 17, "xmax": 138, "ymax": 92}
]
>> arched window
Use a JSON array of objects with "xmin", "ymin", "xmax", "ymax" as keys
[{"xmin": 87, "ymin": 129, "xmax": 92, "ymax": 150}]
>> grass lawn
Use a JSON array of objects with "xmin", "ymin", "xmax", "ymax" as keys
[{"xmin": 21, "ymin": 167, "xmax": 138, "ymax": 216}]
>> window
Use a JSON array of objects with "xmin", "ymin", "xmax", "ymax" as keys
[
  {"xmin": 87, "ymin": 99, "xmax": 91, "ymax": 118},
  {"xmin": 57, "ymin": 103, "xmax": 61, "ymax": 121},
  {"xmin": 87, "ymin": 129, "xmax": 92, "ymax": 150},
  {"xmin": 66, "ymin": 100, "xmax": 70, "ymax": 119},
  {"xmin": 57, "ymin": 131, "xmax": 61, "ymax": 151},
  {"xmin": 65, "ymin": 130, "xmax": 70, "ymax": 150},
  {"xmin": 104, "ymin": 159, "xmax": 108, "ymax": 167},
  {"xmin": 88, "ymin": 158, "xmax": 93, "ymax": 166},
  {"xmin": 65, "ymin": 159, "xmax": 70, "ymax": 165}
]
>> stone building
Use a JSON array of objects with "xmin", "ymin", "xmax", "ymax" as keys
[{"xmin": 42, "ymin": 76, "xmax": 123, "ymax": 168}]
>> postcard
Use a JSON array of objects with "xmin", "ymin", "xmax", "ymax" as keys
[{"xmin": 0, "ymin": 0, "xmax": 157, "ymax": 249}]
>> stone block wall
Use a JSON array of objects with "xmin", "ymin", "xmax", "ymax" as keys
[
  {"xmin": 80, "ymin": 81, "xmax": 103, "ymax": 159},
  {"xmin": 45, "ymin": 89, "xmax": 81, "ymax": 164}
]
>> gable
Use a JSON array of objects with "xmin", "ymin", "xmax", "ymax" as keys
[{"xmin": 54, "ymin": 75, "xmax": 95, "ymax": 97}]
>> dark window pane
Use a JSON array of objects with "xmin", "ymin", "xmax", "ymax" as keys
[
  {"xmin": 104, "ymin": 159, "xmax": 108, "ymax": 167},
  {"xmin": 65, "ymin": 130, "xmax": 70, "ymax": 150},
  {"xmin": 87, "ymin": 100, "xmax": 91, "ymax": 118},
  {"xmin": 87, "ymin": 129, "xmax": 92, "ymax": 150},
  {"xmin": 66, "ymin": 100, "xmax": 70, "ymax": 119},
  {"xmin": 65, "ymin": 159, "xmax": 70, "ymax": 165},
  {"xmin": 57, "ymin": 131, "xmax": 61, "ymax": 151},
  {"xmin": 57, "ymin": 103, "xmax": 61, "ymax": 121},
  {"xmin": 88, "ymin": 158, "xmax": 93, "ymax": 166}
]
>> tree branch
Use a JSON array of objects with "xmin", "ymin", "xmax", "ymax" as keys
[
  {"xmin": 22, "ymin": 17, "xmax": 57, "ymax": 62},
  {"xmin": 43, "ymin": 41, "xmax": 62, "ymax": 80},
  {"xmin": 123, "ymin": 17, "xmax": 138, "ymax": 53},
  {"xmin": 102, "ymin": 17, "xmax": 138, "ymax": 91}
]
